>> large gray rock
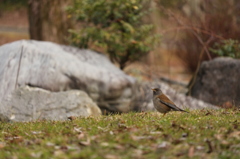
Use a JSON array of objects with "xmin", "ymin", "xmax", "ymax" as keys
[
  {"xmin": 1, "ymin": 86, "xmax": 101, "ymax": 122},
  {"xmin": 0, "ymin": 40, "xmax": 135, "ymax": 113},
  {"xmin": 189, "ymin": 57, "xmax": 240, "ymax": 106},
  {"xmin": 131, "ymin": 81, "xmax": 219, "ymax": 111}
]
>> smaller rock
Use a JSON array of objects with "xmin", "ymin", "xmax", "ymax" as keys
[
  {"xmin": 0, "ymin": 114, "xmax": 11, "ymax": 123},
  {"xmin": 0, "ymin": 86, "xmax": 101, "ymax": 122},
  {"xmin": 189, "ymin": 57, "xmax": 240, "ymax": 106}
]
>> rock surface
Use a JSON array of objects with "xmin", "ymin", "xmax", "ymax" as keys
[
  {"xmin": 0, "ymin": 40, "xmax": 135, "ymax": 113},
  {"xmin": 131, "ymin": 81, "xmax": 219, "ymax": 112},
  {"xmin": 1, "ymin": 86, "xmax": 101, "ymax": 122},
  {"xmin": 189, "ymin": 57, "xmax": 240, "ymax": 106}
]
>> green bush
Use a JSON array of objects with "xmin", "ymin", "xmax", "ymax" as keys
[
  {"xmin": 210, "ymin": 39, "xmax": 240, "ymax": 59},
  {"xmin": 67, "ymin": 0, "xmax": 160, "ymax": 69}
]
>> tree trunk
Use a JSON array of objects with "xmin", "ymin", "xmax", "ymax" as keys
[{"xmin": 28, "ymin": 0, "xmax": 73, "ymax": 44}]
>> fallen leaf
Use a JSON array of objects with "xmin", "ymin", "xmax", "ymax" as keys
[
  {"xmin": 109, "ymin": 131, "xmax": 114, "ymax": 135},
  {"xmin": 68, "ymin": 116, "xmax": 76, "ymax": 121},
  {"xmin": 205, "ymin": 139, "xmax": 213, "ymax": 153},
  {"xmin": 214, "ymin": 134, "xmax": 224, "ymax": 140},
  {"xmin": 105, "ymin": 154, "xmax": 120, "ymax": 159},
  {"xmin": 31, "ymin": 131, "xmax": 42, "ymax": 135},
  {"xmin": 157, "ymin": 141, "xmax": 170, "ymax": 149},
  {"xmin": 132, "ymin": 149, "xmax": 143, "ymax": 158},
  {"xmin": 188, "ymin": 146, "xmax": 195, "ymax": 157},
  {"xmin": 77, "ymin": 132, "xmax": 85, "ymax": 139},
  {"xmin": 229, "ymin": 131, "xmax": 240, "ymax": 139},
  {"xmin": 7, "ymin": 135, "xmax": 24, "ymax": 144},
  {"xmin": 101, "ymin": 142, "xmax": 109, "ymax": 147},
  {"xmin": 172, "ymin": 139, "xmax": 183, "ymax": 145},
  {"xmin": 205, "ymin": 110, "xmax": 212, "ymax": 116},
  {"xmin": 0, "ymin": 142, "xmax": 5, "ymax": 149},
  {"xmin": 150, "ymin": 131, "xmax": 162, "ymax": 135},
  {"xmin": 196, "ymin": 145, "xmax": 205, "ymax": 151},
  {"xmin": 79, "ymin": 138, "xmax": 91, "ymax": 146},
  {"xmin": 131, "ymin": 135, "xmax": 154, "ymax": 141},
  {"xmin": 46, "ymin": 142, "xmax": 55, "ymax": 147},
  {"xmin": 118, "ymin": 123, "xmax": 127, "ymax": 129},
  {"xmin": 182, "ymin": 133, "xmax": 188, "ymax": 138},
  {"xmin": 31, "ymin": 152, "xmax": 42, "ymax": 158},
  {"xmin": 113, "ymin": 144, "xmax": 124, "ymax": 150},
  {"xmin": 54, "ymin": 150, "xmax": 64, "ymax": 156},
  {"xmin": 74, "ymin": 127, "xmax": 82, "ymax": 133},
  {"xmin": 221, "ymin": 101, "xmax": 233, "ymax": 109}
]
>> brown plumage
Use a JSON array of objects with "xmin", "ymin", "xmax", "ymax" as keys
[{"xmin": 152, "ymin": 88, "xmax": 188, "ymax": 115}]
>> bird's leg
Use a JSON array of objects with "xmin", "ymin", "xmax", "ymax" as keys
[{"xmin": 162, "ymin": 113, "xmax": 166, "ymax": 118}]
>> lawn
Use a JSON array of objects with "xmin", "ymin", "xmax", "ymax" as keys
[{"xmin": 0, "ymin": 109, "xmax": 239, "ymax": 159}]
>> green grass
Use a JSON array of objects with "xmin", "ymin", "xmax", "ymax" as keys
[{"xmin": 0, "ymin": 109, "xmax": 240, "ymax": 159}]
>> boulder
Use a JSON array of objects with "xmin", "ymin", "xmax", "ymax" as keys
[
  {"xmin": 189, "ymin": 57, "xmax": 240, "ymax": 106},
  {"xmin": 1, "ymin": 86, "xmax": 101, "ymax": 122},
  {"xmin": 0, "ymin": 40, "xmax": 135, "ymax": 113},
  {"xmin": 131, "ymin": 81, "xmax": 219, "ymax": 111}
]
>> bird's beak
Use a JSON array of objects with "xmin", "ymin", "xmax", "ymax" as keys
[{"xmin": 151, "ymin": 88, "xmax": 155, "ymax": 91}]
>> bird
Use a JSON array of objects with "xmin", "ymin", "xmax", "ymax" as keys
[{"xmin": 152, "ymin": 88, "xmax": 188, "ymax": 116}]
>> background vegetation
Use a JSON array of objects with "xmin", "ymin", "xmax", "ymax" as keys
[
  {"xmin": 2, "ymin": 0, "xmax": 240, "ymax": 73},
  {"xmin": 156, "ymin": 0, "xmax": 240, "ymax": 72},
  {"xmin": 67, "ymin": 0, "xmax": 160, "ymax": 69}
]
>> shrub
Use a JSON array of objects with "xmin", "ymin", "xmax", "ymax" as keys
[
  {"xmin": 210, "ymin": 39, "xmax": 240, "ymax": 59},
  {"xmin": 67, "ymin": 0, "xmax": 160, "ymax": 70}
]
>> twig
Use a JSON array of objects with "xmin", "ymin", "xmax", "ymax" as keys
[
  {"xmin": 15, "ymin": 45, "xmax": 24, "ymax": 89},
  {"xmin": 187, "ymin": 35, "xmax": 214, "ymax": 95},
  {"xmin": 166, "ymin": 9, "xmax": 213, "ymax": 60}
]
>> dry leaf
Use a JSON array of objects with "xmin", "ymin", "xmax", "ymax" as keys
[
  {"xmin": 54, "ymin": 150, "xmax": 64, "ymax": 156},
  {"xmin": 46, "ymin": 142, "xmax": 55, "ymax": 147},
  {"xmin": 157, "ymin": 141, "xmax": 170, "ymax": 149},
  {"xmin": 105, "ymin": 154, "xmax": 120, "ymax": 159},
  {"xmin": 113, "ymin": 144, "xmax": 124, "ymax": 150},
  {"xmin": 205, "ymin": 139, "xmax": 213, "ymax": 153},
  {"xmin": 188, "ymin": 146, "xmax": 195, "ymax": 157},
  {"xmin": 79, "ymin": 138, "xmax": 91, "ymax": 146},
  {"xmin": 77, "ymin": 132, "xmax": 85, "ymax": 139},
  {"xmin": 74, "ymin": 127, "xmax": 82, "ymax": 133},
  {"xmin": 101, "ymin": 142, "xmax": 109, "ymax": 147},
  {"xmin": 31, "ymin": 131, "xmax": 42, "ymax": 135},
  {"xmin": 0, "ymin": 142, "xmax": 5, "ymax": 149},
  {"xmin": 68, "ymin": 116, "xmax": 76, "ymax": 121},
  {"xmin": 131, "ymin": 135, "xmax": 153, "ymax": 141},
  {"xmin": 132, "ymin": 149, "xmax": 143, "ymax": 158},
  {"xmin": 229, "ymin": 131, "xmax": 240, "ymax": 139},
  {"xmin": 214, "ymin": 134, "xmax": 224, "ymax": 140}
]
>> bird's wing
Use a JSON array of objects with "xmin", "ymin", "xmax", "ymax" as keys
[{"xmin": 158, "ymin": 94, "xmax": 187, "ymax": 112}]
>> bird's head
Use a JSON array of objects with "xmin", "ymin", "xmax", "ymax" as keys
[{"xmin": 151, "ymin": 88, "xmax": 162, "ymax": 96}]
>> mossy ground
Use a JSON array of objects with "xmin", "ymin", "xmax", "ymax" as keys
[{"xmin": 0, "ymin": 109, "xmax": 240, "ymax": 159}]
